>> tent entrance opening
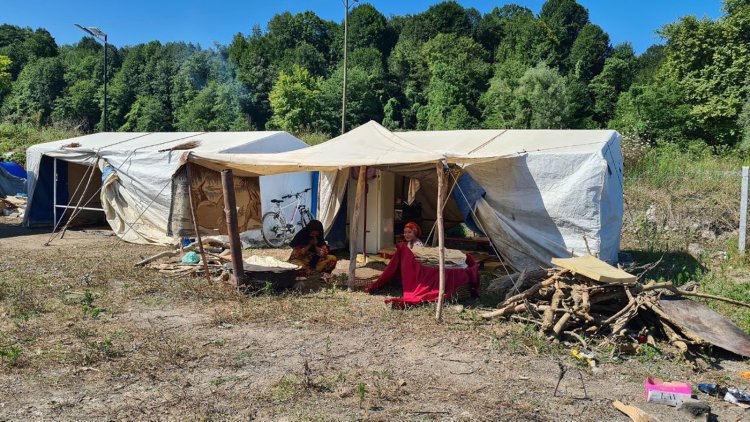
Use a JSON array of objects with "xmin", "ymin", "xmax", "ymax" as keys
[{"xmin": 53, "ymin": 158, "xmax": 106, "ymax": 227}]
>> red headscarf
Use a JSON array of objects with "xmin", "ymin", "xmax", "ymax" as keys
[{"xmin": 404, "ymin": 221, "xmax": 421, "ymax": 239}]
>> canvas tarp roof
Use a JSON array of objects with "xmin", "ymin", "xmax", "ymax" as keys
[
  {"xmin": 187, "ymin": 121, "xmax": 464, "ymax": 176},
  {"xmin": 188, "ymin": 121, "xmax": 617, "ymax": 175},
  {"xmin": 25, "ymin": 131, "xmax": 310, "ymax": 244},
  {"xmin": 187, "ymin": 121, "xmax": 624, "ymax": 270}
]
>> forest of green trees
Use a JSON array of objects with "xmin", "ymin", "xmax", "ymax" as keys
[{"xmin": 0, "ymin": 0, "xmax": 749, "ymax": 149}]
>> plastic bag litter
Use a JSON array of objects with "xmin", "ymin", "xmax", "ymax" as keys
[{"xmin": 181, "ymin": 251, "xmax": 200, "ymax": 264}]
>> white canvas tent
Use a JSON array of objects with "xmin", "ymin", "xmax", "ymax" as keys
[
  {"xmin": 188, "ymin": 121, "xmax": 624, "ymax": 274},
  {"xmin": 24, "ymin": 131, "xmax": 312, "ymax": 244}
]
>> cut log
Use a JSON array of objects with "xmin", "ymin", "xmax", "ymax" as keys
[{"xmin": 542, "ymin": 288, "xmax": 564, "ymax": 331}]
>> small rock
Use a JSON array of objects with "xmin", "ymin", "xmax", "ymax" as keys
[
  {"xmin": 336, "ymin": 386, "xmax": 353, "ymax": 398},
  {"xmin": 397, "ymin": 379, "xmax": 406, "ymax": 387},
  {"xmin": 677, "ymin": 397, "xmax": 710, "ymax": 421},
  {"xmin": 700, "ymin": 229, "xmax": 717, "ymax": 240},
  {"xmin": 687, "ymin": 243, "xmax": 704, "ymax": 257}
]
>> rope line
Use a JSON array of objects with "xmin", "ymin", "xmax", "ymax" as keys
[{"xmin": 81, "ymin": 180, "xmax": 173, "ymax": 279}]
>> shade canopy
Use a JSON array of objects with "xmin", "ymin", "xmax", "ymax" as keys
[{"xmin": 187, "ymin": 121, "xmax": 619, "ymax": 176}]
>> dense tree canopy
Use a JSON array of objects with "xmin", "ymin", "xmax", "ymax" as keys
[{"xmin": 0, "ymin": 0, "xmax": 749, "ymax": 150}]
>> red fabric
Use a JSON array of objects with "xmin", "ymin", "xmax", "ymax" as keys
[{"xmin": 365, "ymin": 243, "xmax": 480, "ymax": 307}]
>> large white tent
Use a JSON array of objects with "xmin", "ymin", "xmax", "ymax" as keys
[
  {"xmin": 187, "ymin": 121, "xmax": 624, "ymax": 272},
  {"xmin": 25, "ymin": 131, "xmax": 312, "ymax": 244}
]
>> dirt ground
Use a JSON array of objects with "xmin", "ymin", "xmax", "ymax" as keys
[{"xmin": 1, "ymin": 219, "xmax": 749, "ymax": 421}]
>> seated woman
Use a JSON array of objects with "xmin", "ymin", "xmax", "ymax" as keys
[
  {"xmin": 403, "ymin": 221, "xmax": 424, "ymax": 249},
  {"xmin": 288, "ymin": 220, "xmax": 337, "ymax": 276},
  {"xmin": 364, "ymin": 220, "xmax": 479, "ymax": 304}
]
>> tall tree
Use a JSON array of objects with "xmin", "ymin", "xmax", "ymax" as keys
[
  {"xmin": 587, "ymin": 43, "xmax": 636, "ymax": 125},
  {"xmin": 347, "ymin": 4, "xmax": 396, "ymax": 56},
  {"xmin": 0, "ymin": 25, "xmax": 58, "ymax": 78},
  {"xmin": 228, "ymin": 29, "xmax": 277, "ymax": 128},
  {"xmin": 657, "ymin": 0, "xmax": 750, "ymax": 145},
  {"xmin": 0, "ymin": 55, "xmax": 11, "ymax": 98},
  {"xmin": 267, "ymin": 65, "xmax": 321, "ymax": 132},
  {"xmin": 318, "ymin": 65, "xmax": 383, "ymax": 134},
  {"xmin": 610, "ymin": 81, "xmax": 693, "ymax": 144},
  {"xmin": 491, "ymin": 6, "xmax": 546, "ymax": 65},
  {"xmin": 481, "ymin": 63, "xmax": 570, "ymax": 129},
  {"xmin": 418, "ymin": 33, "xmax": 489, "ymax": 129},
  {"xmin": 568, "ymin": 23, "xmax": 610, "ymax": 81},
  {"xmin": 539, "ymin": 0, "xmax": 590, "ymax": 69},
  {"xmin": 1, "ymin": 56, "xmax": 65, "ymax": 125}
]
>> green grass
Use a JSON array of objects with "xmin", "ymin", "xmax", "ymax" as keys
[
  {"xmin": 622, "ymin": 140, "xmax": 750, "ymax": 333},
  {"xmin": 0, "ymin": 123, "xmax": 80, "ymax": 163},
  {"xmin": 297, "ymin": 131, "xmax": 329, "ymax": 146}
]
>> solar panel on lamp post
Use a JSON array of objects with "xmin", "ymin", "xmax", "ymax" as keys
[{"xmin": 74, "ymin": 24, "xmax": 108, "ymax": 132}]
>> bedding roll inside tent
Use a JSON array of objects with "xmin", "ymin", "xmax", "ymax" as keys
[
  {"xmin": 187, "ymin": 121, "xmax": 624, "ymax": 271},
  {"xmin": 25, "ymin": 132, "xmax": 312, "ymax": 245}
]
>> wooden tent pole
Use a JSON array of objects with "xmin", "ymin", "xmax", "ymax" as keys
[
  {"xmin": 186, "ymin": 163, "xmax": 212, "ymax": 282},
  {"xmin": 221, "ymin": 169, "xmax": 246, "ymax": 287},
  {"xmin": 348, "ymin": 165, "xmax": 367, "ymax": 289},
  {"xmin": 435, "ymin": 160, "xmax": 446, "ymax": 321}
]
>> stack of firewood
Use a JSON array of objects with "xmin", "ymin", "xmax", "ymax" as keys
[{"xmin": 481, "ymin": 268, "xmax": 750, "ymax": 355}]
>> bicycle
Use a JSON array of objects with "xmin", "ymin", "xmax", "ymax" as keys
[{"xmin": 261, "ymin": 188, "xmax": 313, "ymax": 247}]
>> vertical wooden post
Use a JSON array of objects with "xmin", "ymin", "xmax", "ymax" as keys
[
  {"xmin": 186, "ymin": 163, "xmax": 212, "ymax": 282},
  {"xmin": 740, "ymin": 166, "xmax": 749, "ymax": 256},
  {"xmin": 221, "ymin": 169, "xmax": 245, "ymax": 287},
  {"xmin": 362, "ymin": 172, "xmax": 368, "ymax": 263},
  {"xmin": 348, "ymin": 165, "xmax": 367, "ymax": 289},
  {"xmin": 53, "ymin": 158, "xmax": 58, "ymax": 226},
  {"xmin": 435, "ymin": 160, "xmax": 446, "ymax": 321}
]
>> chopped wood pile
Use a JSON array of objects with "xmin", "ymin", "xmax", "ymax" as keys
[{"xmin": 481, "ymin": 257, "xmax": 750, "ymax": 358}]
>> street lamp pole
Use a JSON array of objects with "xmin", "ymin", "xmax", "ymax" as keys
[
  {"xmin": 75, "ymin": 24, "xmax": 108, "ymax": 132},
  {"xmin": 341, "ymin": 0, "xmax": 357, "ymax": 135}
]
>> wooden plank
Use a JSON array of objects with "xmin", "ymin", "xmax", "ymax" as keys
[
  {"xmin": 612, "ymin": 400, "xmax": 659, "ymax": 422},
  {"xmin": 435, "ymin": 161, "xmax": 446, "ymax": 321},
  {"xmin": 221, "ymin": 169, "xmax": 245, "ymax": 287},
  {"xmin": 659, "ymin": 296, "xmax": 750, "ymax": 357},
  {"xmin": 551, "ymin": 255, "xmax": 636, "ymax": 284},
  {"xmin": 348, "ymin": 165, "xmax": 367, "ymax": 289}
]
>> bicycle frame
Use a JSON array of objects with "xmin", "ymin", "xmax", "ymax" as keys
[{"xmin": 273, "ymin": 192, "xmax": 309, "ymax": 231}]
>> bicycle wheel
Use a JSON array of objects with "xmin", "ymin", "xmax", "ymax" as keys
[{"xmin": 261, "ymin": 212, "xmax": 287, "ymax": 248}]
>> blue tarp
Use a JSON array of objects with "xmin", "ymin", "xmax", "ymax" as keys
[
  {"xmin": 101, "ymin": 164, "xmax": 115, "ymax": 182},
  {"xmin": 0, "ymin": 162, "xmax": 27, "ymax": 179},
  {"xmin": 0, "ymin": 165, "xmax": 26, "ymax": 196},
  {"xmin": 310, "ymin": 171, "xmax": 319, "ymax": 218},
  {"xmin": 451, "ymin": 173, "xmax": 486, "ymax": 235}
]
